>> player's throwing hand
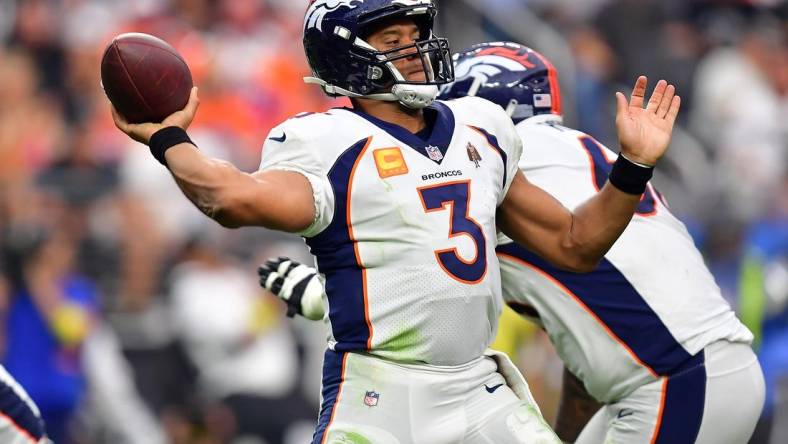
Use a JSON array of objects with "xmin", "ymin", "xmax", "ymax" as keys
[
  {"xmin": 111, "ymin": 87, "xmax": 201, "ymax": 145},
  {"xmin": 615, "ymin": 76, "xmax": 681, "ymax": 166}
]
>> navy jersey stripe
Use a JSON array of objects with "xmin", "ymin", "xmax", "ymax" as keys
[
  {"xmin": 0, "ymin": 377, "xmax": 45, "ymax": 442},
  {"xmin": 312, "ymin": 350, "xmax": 347, "ymax": 444},
  {"xmin": 306, "ymin": 137, "xmax": 372, "ymax": 352},
  {"xmin": 497, "ymin": 243, "xmax": 692, "ymax": 375},
  {"xmin": 468, "ymin": 126, "xmax": 508, "ymax": 188},
  {"xmin": 653, "ymin": 352, "xmax": 706, "ymax": 444}
]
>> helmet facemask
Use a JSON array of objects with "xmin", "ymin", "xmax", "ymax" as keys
[{"xmin": 355, "ymin": 34, "xmax": 454, "ymax": 108}]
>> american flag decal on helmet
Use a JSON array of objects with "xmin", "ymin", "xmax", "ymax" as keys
[{"xmin": 533, "ymin": 93, "xmax": 552, "ymax": 108}]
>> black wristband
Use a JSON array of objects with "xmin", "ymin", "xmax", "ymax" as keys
[
  {"xmin": 608, "ymin": 155, "xmax": 654, "ymax": 195},
  {"xmin": 149, "ymin": 126, "xmax": 195, "ymax": 167}
]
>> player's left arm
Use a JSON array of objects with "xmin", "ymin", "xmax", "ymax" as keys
[
  {"xmin": 498, "ymin": 77, "xmax": 680, "ymax": 272},
  {"xmin": 497, "ymin": 170, "xmax": 642, "ymax": 272},
  {"xmin": 554, "ymin": 367, "xmax": 602, "ymax": 442}
]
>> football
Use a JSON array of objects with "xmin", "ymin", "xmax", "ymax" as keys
[{"xmin": 100, "ymin": 33, "xmax": 193, "ymax": 124}]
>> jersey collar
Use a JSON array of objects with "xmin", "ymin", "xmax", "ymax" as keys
[{"xmin": 346, "ymin": 101, "xmax": 456, "ymax": 165}]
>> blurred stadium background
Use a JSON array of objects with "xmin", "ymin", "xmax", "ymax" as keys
[{"xmin": 0, "ymin": 0, "xmax": 785, "ymax": 443}]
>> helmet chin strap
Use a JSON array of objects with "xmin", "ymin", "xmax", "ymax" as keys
[
  {"xmin": 371, "ymin": 60, "xmax": 438, "ymax": 109},
  {"xmin": 303, "ymin": 79, "xmax": 438, "ymax": 110},
  {"xmin": 390, "ymin": 84, "xmax": 439, "ymax": 109}
]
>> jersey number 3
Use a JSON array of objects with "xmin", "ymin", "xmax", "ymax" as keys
[{"xmin": 418, "ymin": 180, "xmax": 487, "ymax": 284}]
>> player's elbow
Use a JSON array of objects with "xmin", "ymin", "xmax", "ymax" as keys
[
  {"xmin": 557, "ymin": 239, "xmax": 602, "ymax": 273},
  {"xmin": 553, "ymin": 254, "xmax": 600, "ymax": 273},
  {"xmin": 201, "ymin": 201, "xmax": 242, "ymax": 229},
  {"xmin": 208, "ymin": 189, "xmax": 253, "ymax": 229},
  {"xmin": 561, "ymin": 256, "xmax": 600, "ymax": 273},
  {"xmin": 190, "ymin": 175, "xmax": 249, "ymax": 228},
  {"xmin": 213, "ymin": 212, "xmax": 243, "ymax": 229}
]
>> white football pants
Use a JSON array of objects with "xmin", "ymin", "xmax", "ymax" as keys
[
  {"xmin": 312, "ymin": 349, "xmax": 561, "ymax": 444},
  {"xmin": 576, "ymin": 340, "xmax": 764, "ymax": 444}
]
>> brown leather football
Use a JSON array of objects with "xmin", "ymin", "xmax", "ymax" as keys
[{"xmin": 101, "ymin": 33, "xmax": 193, "ymax": 124}]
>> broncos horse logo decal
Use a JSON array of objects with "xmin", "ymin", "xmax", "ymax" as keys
[
  {"xmin": 305, "ymin": 0, "xmax": 363, "ymax": 32},
  {"xmin": 305, "ymin": 1, "xmax": 432, "ymax": 32},
  {"xmin": 474, "ymin": 46, "xmax": 536, "ymax": 69},
  {"xmin": 450, "ymin": 53, "xmax": 530, "ymax": 89}
]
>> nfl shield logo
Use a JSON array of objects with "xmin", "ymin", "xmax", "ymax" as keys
[
  {"xmin": 425, "ymin": 145, "xmax": 444, "ymax": 162},
  {"xmin": 363, "ymin": 391, "xmax": 379, "ymax": 407}
]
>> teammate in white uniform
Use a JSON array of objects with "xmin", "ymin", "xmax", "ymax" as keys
[
  {"xmin": 108, "ymin": 0, "xmax": 681, "ymax": 441},
  {"xmin": 0, "ymin": 365, "xmax": 48, "ymax": 444},
  {"xmin": 259, "ymin": 42, "xmax": 763, "ymax": 444},
  {"xmin": 449, "ymin": 42, "xmax": 764, "ymax": 444}
]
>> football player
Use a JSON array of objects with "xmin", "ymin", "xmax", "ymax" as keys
[
  {"xmin": 258, "ymin": 41, "xmax": 763, "ymax": 444},
  {"xmin": 109, "ymin": 0, "xmax": 680, "ymax": 442}
]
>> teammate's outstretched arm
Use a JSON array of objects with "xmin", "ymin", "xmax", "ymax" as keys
[
  {"xmin": 497, "ymin": 77, "xmax": 681, "ymax": 272},
  {"xmin": 111, "ymin": 88, "xmax": 315, "ymax": 232}
]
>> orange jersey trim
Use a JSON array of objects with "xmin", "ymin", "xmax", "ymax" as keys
[
  {"xmin": 347, "ymin": 137, "xmax": 375, "ymax": 350},
  {"xmin": 649, "ymin": 377, "xmax": 669, "ymax": 444}
]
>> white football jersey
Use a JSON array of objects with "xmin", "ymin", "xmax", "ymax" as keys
[
  {"xmin": 497, "ymin": 115, "xmax": 753, "ymax": 402},
  {"xmin": 260, "ymin": 97, "xmax": 521, "ymax": 366}
]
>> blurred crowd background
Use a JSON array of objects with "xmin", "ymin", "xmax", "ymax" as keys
[{"xmin": 0, "ymin": 0, "xmax": 785, "ymax": 443}]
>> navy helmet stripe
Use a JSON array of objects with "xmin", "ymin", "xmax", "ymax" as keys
[
  {"xmin": 653, "ymin": 352, "xmax": 706, "ymax": 443},
  {"xmin": 312, "ymin": 350, "xmax": 348, "ymax": 444},
  {"xmin": 497, "ymin": 243, "xmax": 692, "ymax": 375},
  {"xmin": 0, "ymin": 380, "xmax": 45, "ymax": 442},
  {"xmin": 306, "ymin": 137, "xmax": 373, "ymax": 352}
]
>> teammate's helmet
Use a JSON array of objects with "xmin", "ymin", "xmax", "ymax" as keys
[
  {"xmin": 438, "ymin": 42, "xmax": 562, "ymax": 123},
  {"xmin": 303, "ymin": 0, "xmax": 454, "ymax": 109}
]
